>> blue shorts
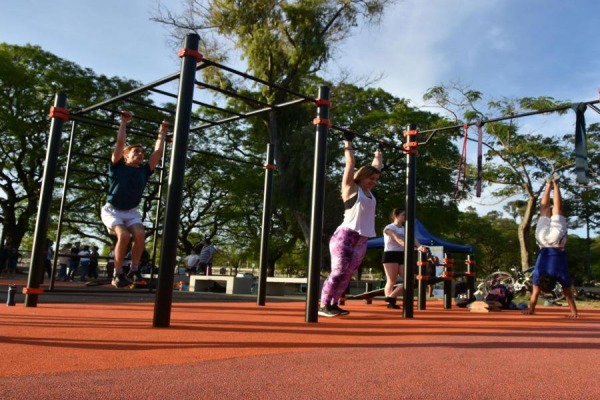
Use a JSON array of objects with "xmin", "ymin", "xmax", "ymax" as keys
[{"xmin": 532, "ymin": 247, "xmax": 572, "ymax": 288}]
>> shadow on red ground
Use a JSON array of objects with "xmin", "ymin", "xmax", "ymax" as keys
[{"xmin": 1, "ymin": 277, "xmax": 599, "ymax": 399}]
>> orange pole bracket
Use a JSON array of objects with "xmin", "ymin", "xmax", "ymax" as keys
[
  {"xmin": 313, "ymin": 117, "xmax": 331, "ymax": 127},
  {"xmin": 314, "ymin": 98, "xmax": 331, "ymax": 107},
  {"xmin": 263, "ymin": 163, "xmax": 277, "ymax": 170},
  {"xmin": 178, "ymin": 48, "xmax": 203, "ymax": 63},
  {"xmin": 416, "ymin": 274, "xmax": 430, "ymax": 281},
  {"xmin": 403, "ymin": 129, "xmax": 418, "ymax": 137},
  {"xmin": 49, "ymin": 106, "xmax": 69, "ymax": 121},
  {"xmin": 402, "ymin": 142, "xmax": 418, "ymax": 154},
  {"xmin": 22, "ymin": 287, "xmax": 44, "ymax": 295}
]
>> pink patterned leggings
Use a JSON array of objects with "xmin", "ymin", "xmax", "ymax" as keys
[{"xmin": 320, "ymin": 228, "xmax": 367, "ymax": 306}]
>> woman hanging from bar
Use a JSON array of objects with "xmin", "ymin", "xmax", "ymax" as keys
[{"xmin": 318, "ymin": 133, "xmax": 383, "ymax": 317}]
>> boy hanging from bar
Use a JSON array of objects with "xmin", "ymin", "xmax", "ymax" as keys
[{"xmin": 100, "ymin": 111, "xmax": 169, "ymax": 287}]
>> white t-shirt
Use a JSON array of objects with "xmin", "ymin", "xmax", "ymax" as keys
[
  {"xmin": 536, "ymin": 215, "xmax": 568, "ymax": 248},
  {"xmin": 383, "ymin": 223, "xmax": 405, "ymax": 252}
]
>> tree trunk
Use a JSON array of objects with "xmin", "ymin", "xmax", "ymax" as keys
[{"xmin": 518, "ymin": 194, "xmax": 537, "ymax": 271}]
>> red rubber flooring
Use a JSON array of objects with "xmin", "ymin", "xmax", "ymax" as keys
[{"xmin": 1, "ymin": 289, "xmax": 599, "ymax": 400}]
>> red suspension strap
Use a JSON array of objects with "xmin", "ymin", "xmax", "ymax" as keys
[{"xmin": 475, "ymin": 120, "xmax": 484, "ymax": 198}]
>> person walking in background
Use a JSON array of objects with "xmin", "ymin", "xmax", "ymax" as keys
[
  {"xmin": 198, "ymin": 239, "xmax": 216, "ymax": 275},
  {"xmin": 106, "ymin": 245, "xmax": 115, "ymax": 279},
  {"xmin": 43, "ymin": 238, "xmax": 54, "ymax": 281},
  {"xmin": 100, "ymin": 111, "xmax": 168, "ymax": 288},
  {"xmin": 523, "ymin": 175, "xmax": 578, "ymax": 318},
  {"xmin": 66, "ymin": 241, "xmax": 80, "ymax": 281},
  {"xmin": 78, "ymin": 245, "xmax": 91, "ymax": 282},
  {"xmin": 318, "ymin": 134, "xmax": 383, "ymax": 318},
  {"xmin": 381, "ymin": 208, "xmax": 427, "ymax": 310},
  {"xmin": 88, "ymin": 245, "xmax": 99, "ymax": 280},
  {"xmin": 57, "ymin": 243, "xmax": 71, "ymax": 281}
]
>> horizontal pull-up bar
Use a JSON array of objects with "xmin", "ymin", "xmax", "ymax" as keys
[
  {"xmin": 330, "ymin": 125, "xmax": 404, "ymax": 152},
  {"xmin": 418, "ymin": 98, "xmax": 600, "ymax": 143},
  {"xmin": 190, "ymin": 98, "xmax": 310, "ymax": 131},
  {"xmin": 195, "ymin": 80, "xmax": 273, "ymax": 108},
  {"xmin": 69, "ymin": 114, "xmax": 163, "ymax": 139},
  {"xmin": 73, "ymin": 63, "xmax": 211, "ymax": 116},
  {"xmin": 149, "ymin": 88, "xmax": 245, "ymax": 118},
  {"xmin": 202, "ymin": 58, "xmax": 317, "ymax": 103}
]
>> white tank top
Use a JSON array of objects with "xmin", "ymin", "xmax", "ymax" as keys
[{"xmin": 339, "ymin": 187, "xmax": 377, "ymax": 237}]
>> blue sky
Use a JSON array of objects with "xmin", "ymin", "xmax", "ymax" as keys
[{"xmin": 2, "ymin": 0, "xmax": 600, "ymax": 232}]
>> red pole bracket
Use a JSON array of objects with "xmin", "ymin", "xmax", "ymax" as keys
[
  {"xmin": 178, "ymin": 48, "xmax": 203, "ymax": 63},
  {"xmin": 313, "ymin": 117, "xmax": 331, "ymax": 127},
  {"xmin": 22, "ymin": 287, "xmax": 44, "ymax": 295},
  {"xmin": 314, "ymin": 98, "xmax": 331, "ymax": 107},
  {"xmin": 263, "ymin": 163, "xmax": 277, "ymax": 170},
  {"xmin": 49, "ymin": 106, "xmax": 69, "ymax": 121}
]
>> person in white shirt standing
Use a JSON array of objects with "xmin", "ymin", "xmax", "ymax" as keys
[{"xmin": 381, "ymin": 208, "xmax": 427, "ymax": 310}]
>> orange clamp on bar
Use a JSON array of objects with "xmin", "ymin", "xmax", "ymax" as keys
[
  {"xmin": 178, "ymin": 48, "xmax": 203, "ymax": 63},
  {"xmin": 464, "ymin": 272, "xmax": 476, "ymax": 277},
  {"xmin": 465, "ymin": 259, "xmax": 476, "ymax": 265},
  {"xmin": 49, "ymin": 106, "xmax": 69, "ymax": 121},
  {"xmin": 442, "ymin": 271, "xmax": 454, "ymax": 279},
  {"xmin": 403, "ymin": 129, "xmax": 418, "ymax": 137},
  {"xmin": 416, "ymin": 261, "xmax": 428, "ymax": 266},
  {"xmin": 416, "ymin": 274, "xmax": 429, "ymax": 281},
  {"xmin": 314, "ymin": 98, "xmax": 331, "ymax": 107},
  {"xmin": 22, "ymin": 287, "xmax": 44, "ymax": 295},
  {"xmin": 313, "ymin": 117, "xmax": 331, "ymax": 127},
  {"xmin": 263, "ymin": 163, "xmax": 277, "ymax": 170},
  {"xmin": 402, "ymin": 142, "xmax": 418, "ymax": 154}
]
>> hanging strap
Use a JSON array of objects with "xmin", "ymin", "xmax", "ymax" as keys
[
  {"xmin": 454, "ymin": 123, "xmax": 469, "ymax": 198},
  {"xmin": 475, "ymin": 120, "xmax": 484, "ymax": 197},
  {"xmin": 572, "ymin": 102, "xmax": 589, "ymax": 185}
]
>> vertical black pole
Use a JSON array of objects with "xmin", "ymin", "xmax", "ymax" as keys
[
  {"xmin": 25, "ymin": 93, "xmax": 67, "ymax": 307},
  {"xmin": 257, "ymin": 142, "xmax": 275, "ymax": 306},
  {"xmin": 443, "ymin": 253, "xmax": 453, "ymax": 309},
  {"xmin": 49, "ymin": 121, "xmax": 77, "ymax": 291},
  {"xmin": 306, "ymin": 86, "xmax": 330, "ymax": 323},
  {"xmin": 403, "ymin": 124, "xmax": 417, "ymax": 318},
  {"xmin": 153, "ymin": 33, "xmax": 199, "ymax": 327}
]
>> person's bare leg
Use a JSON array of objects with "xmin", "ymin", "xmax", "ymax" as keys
[
  {"xmin": 129, "ymin": 223, "xmax": 146, "ymax": 270},
  {"xmin": 540, "ymin": 181, "xmax": 552, "ymax": 218},
  {"xmin": 383, "ymin": 263, "xmax": 399, "ymax": 297},
  {"xmin": 552, "ymin": 180, "xmax": 562, "ymax": 216},
  {"xmin": 113, "ymin": 225, "xmax": 131, "ymax": 276}
]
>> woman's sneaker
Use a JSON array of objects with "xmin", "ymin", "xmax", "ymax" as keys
[
  {"xmin": 318, "ymin": 305, "xmax": 341, "ymax": 317},
  {"xmin": 332, "ymin": 304, "xmax": 350, "ymax": 315}
]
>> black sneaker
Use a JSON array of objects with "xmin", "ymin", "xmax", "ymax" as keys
[
  {"xmin": 318, "ymin": 305, "xmax": 341, "ymax": 317},
  {"xmin": 332, "ymin": 304, "xmax": 350, "ymax": 316},
  {"xmin": 112, "ymin": 274, "xmax": 130, "ymax": 288},
  {"xmin": 387, "ymin": 303, "xmax": 401, "ymax": 309},
  {"xmin": 127, "ymin": 270, "xmax": 146, "ymax": 285}
]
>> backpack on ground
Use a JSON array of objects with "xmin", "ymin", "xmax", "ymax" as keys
[{"xmin": 485, "ymin": 284, "xmax": 513, "ymax": 309}]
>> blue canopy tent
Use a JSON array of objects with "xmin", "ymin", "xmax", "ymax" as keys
[{"xmin": 367, "ymin": 219, "xmax": 474, "ymax": 253}]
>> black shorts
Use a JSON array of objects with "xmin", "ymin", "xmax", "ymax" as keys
[{"xmin": 382, "ymin": 251, "xmax": 404, "ymax": 264}]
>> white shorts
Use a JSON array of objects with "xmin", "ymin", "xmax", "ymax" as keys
[{"xmin": 101, "ymin": 203, "xmax": 143, "ymax": 232}]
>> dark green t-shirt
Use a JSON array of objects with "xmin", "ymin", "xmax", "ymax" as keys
[{"xmin": 107, "ymin": 159, "xmax": 153, "ymax": 210}]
